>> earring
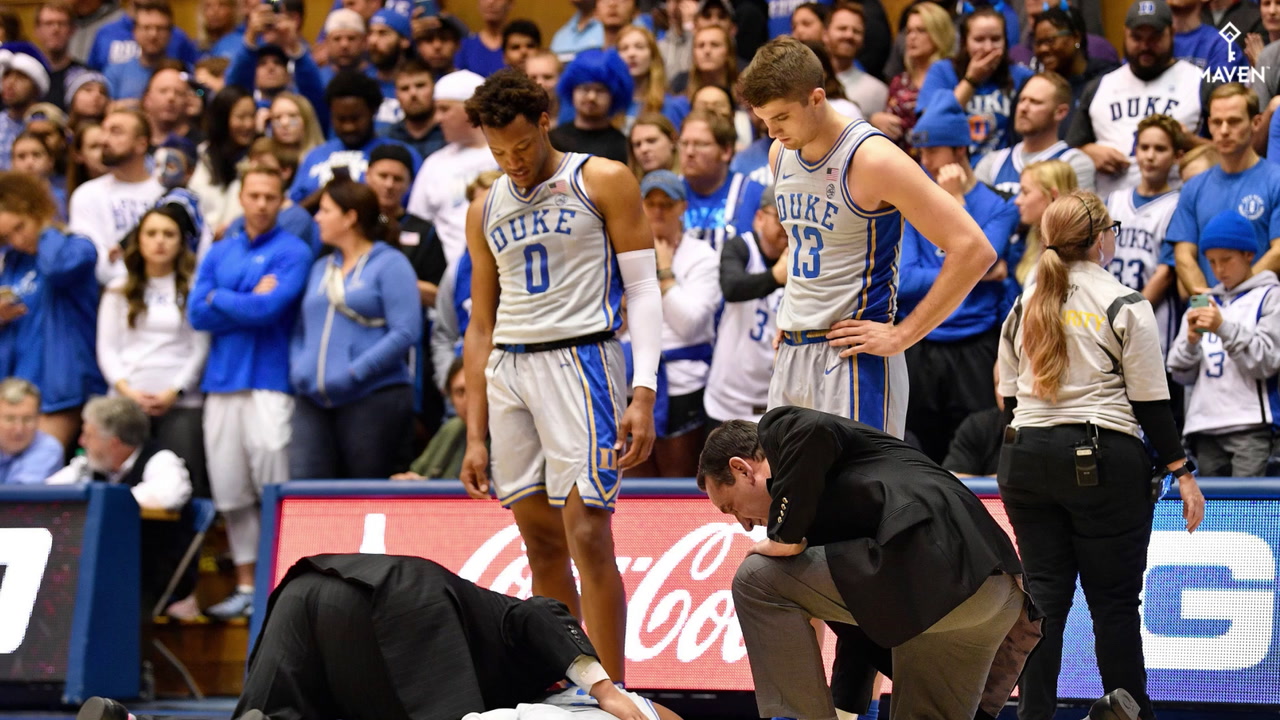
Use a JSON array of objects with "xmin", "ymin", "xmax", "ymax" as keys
[{"xmin": 1074, "ymin": 42, "xmax": 1081, "ymax": 49}]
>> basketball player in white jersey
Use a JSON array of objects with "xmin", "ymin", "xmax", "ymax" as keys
[
  {"xmin": 737, "ymin": 37, "xmax": 997, "ymax": 438},
  {"xmin": 459, "ymin": 69, "xmax": 663, "ymax": 684}
]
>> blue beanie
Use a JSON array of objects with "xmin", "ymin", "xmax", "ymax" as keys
[
  {"xmin": 557, "ymin": 49, "xmax": 634, "ymax": 118},
  {"xmin": 909, "ymin": 91, "xmax": 971, "ymax": 149},
  {"xmin": 1200, "ymin": 210, "xmax": 1258, "ymax": 255}
]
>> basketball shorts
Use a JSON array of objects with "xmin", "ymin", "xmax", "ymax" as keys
[
  {"xmin": 486, "ymin": 339, "xmax": 627, "ymax": 510},
  {"xmin": 768, "ymin": 339, "xmax": 908, "ymax": 439}
]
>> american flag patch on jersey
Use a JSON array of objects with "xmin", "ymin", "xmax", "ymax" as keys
[
  {"xmin": 825, "ymin": 167, "xmax": 840, "ymax": 182},
  {"xmin": 549, "ymin": 179, "xmax": 568, "ymax": 194}
]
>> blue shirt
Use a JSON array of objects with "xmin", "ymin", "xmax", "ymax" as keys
[
  {"xmin": 683, "ymin": 172, "xmax": 766, "ymax": 251},
  {"xmin": 224, "ymin": 204, "xmax": 321, "ymax": 257},
  {"xmin": 917, "ymin": 60, "xmax": 1033, "ymax": 167},
  {"xmin": 290, "ymin": 136, "xmax": 423, "ymax": 203},
  {"xmin": 550, "ymin": 12, "xmax": 604, "ymax": 57},
  {"xmin": 0, "ymin": 430, "xmax": 65, "ymax": 485},
  {"xmin": 204, "ymin": 29, "xmax": 245, "ymax": 59},
  {"xmin": 454, "ymin": 34, "xmax": 505, "ymax": 77},
  {"xmin": 86, "ymin": 15, "xmax": 199, "ymax": 70},
  {"xmin": 0, "ymin": 112, "xmax": 20, "ymax": 170},
  {"xmin": 103, "ymin": 57, "xmax": 155, "ymax": 100},
  {"xmin": 1166, "ymin": 160, "xmax": 1280, "ymax": 284},
  {"xmin": 188, "ymin": 224, "xmax": 313, "ymax": 394},
  {"xmin": 1174, "ymin": 24, "xmax": 1246, "ymax": 77},
  {"xmin": 768, "ymin": 0, "xmax": 830, "ymax": 38},
  {"xmin": 898, "ymin": 181, "xmax": 1019, "ymax": 341}
]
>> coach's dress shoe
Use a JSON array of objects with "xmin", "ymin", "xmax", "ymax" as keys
[
  {"xmin": 1088, "ymin": 688, "xmax": 1141, "ymax": 720},
  {"xmin": 76, "ymin": 697, "xmax": 132, "ymax": 720},
  {"xmin": 237, "ymin": 711, "xmax": 267, "ymax": 720}
]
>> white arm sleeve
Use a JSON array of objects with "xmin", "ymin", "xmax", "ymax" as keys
[
  {"xmin": 617, "ymin": 249, "xmax": 662, "ymax": 392},
  {"xmin": 564, "ymin": 653, "xmax": 611, "ymax": 691}
]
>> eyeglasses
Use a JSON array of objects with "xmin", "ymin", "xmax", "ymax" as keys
[
  {"xmin": 678, "ymin": 139, "xmax": 717, "ymax": 151},
  {"xmin": 1106, "ymin": 220, "xmax": 1122, "ymax": 236}
]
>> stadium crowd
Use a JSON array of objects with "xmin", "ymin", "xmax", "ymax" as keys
[{"xmin": 0, "ymin": 0, "xmax": 1278, "ymax": 627}]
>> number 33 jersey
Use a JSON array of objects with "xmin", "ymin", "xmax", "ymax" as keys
[
  {"xmin": 1104, "ymin": 187, "xmax": 1180, "ymax": 357},
  {"xmin": 773, "ymin": 120, "xmax": 902, "ymax": 331},
  {"xmin": 484, "ymin": 152, "xmax": 624, "ymax": 345}
]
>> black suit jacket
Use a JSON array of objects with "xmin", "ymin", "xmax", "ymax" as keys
[
  {"xmin": 760, "ymin": 406, "xmax": 1024, "ymax": 648},
  {"xmin": 254, "ymin": 554, "xmax": 599, "ymax": 720}
]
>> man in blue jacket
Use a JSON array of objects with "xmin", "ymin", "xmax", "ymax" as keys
[
  {"xmin": 898, "ymin": 94, "xmax": 1019, "ymax": 463},
  {"xmin": 85, "ymin": 0, "xmax": 198, "ymax": 71},
  {"xmin": 189, "ymin": 164, "xmax": 312, "ymax": 621}
]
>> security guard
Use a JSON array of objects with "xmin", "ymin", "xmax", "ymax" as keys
[{"xmin": 996, "ymin": 190, "xmax": 1205, "ymax": 720}]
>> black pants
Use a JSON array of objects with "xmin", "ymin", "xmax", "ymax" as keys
[
  {"xmin": 997, "ymin": 425, "xmax": 1155, "ymax": 720},
  {"xmin": 152, "ymin": 407, "xmax": 208, "ymax": 499},
  {"xmin": 289, "ymin": 385, "xmax": 414, "ymax": 480},
  {"xmin": 905, "ymin": 330, "xmax": 999, "ymax": 463},
  {"xmin": 236, "ymin": 573, "xmax": 411, "ymax": 720}
]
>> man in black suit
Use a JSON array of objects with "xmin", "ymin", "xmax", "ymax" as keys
[
  {"xmin": 79, "ymin": 554, "xmax": 658, "ymax": 720},
  {"xmin": 697, "ymin": 407, "xmax": 1040, "ymax": 720}
]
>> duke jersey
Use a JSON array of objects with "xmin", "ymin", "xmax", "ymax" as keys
[
  {"xmin": 773, "ymin": 120, "xmax": 902, "ymax": 330},
  {"xmin": 704, "ymin": 231, "xmax": 785, "ymax": 422},
  {"xmin": 986, "ymin": 141, "xmax": 1074, "ymax": 196},
  {"xmin": 1105, "ymin": 188, "xmax": 1180, "ymax": 356},
  {"xmin": 1086, "ymin": 61, "xmax": 1203, "ymax": 196},
  {"xmin": 484, "ymin": 153, "xmax": 623, "ymax": 345}
]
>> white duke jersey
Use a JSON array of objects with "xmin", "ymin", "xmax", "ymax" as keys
[
  {"xmin": 1085, "ymin": 61, "xmax": 1203, "ymax": 197},
  {"xmin": 773, "ymin": 120, "xmax": 902, "ymax": 330},
  {"xmin": 705, "ymin": 231, "xmax": 784, "ymax": 422},
  {"xmin": 484, "ymin": 153, "xmax": 623, "ymax": 345},
  {"xmin": 1105, "ymin": 188, "xmax": 1180, "ymax": 356}
]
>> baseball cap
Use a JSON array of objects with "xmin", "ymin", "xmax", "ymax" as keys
[
  {"xmin": 324, "ymin": 8, "xmax": 365, "ymax": 35},
  {"xmin": 434, "ymin": 69, "xmax": 485, "ymax": 102},
  {"xmin": 640, "ymin": 170, "xmax": 686, "ymax": 202},
  {"xmin": 1125, "ymin": 0, "xmax": 1172, "ymax": 31},
  {"xmin": 698, "ymin": 0, "xmax": 735, "ymax": 20},
  {"xmin": 369, "ymin": 142, "xmax": 415, "ymax": 174},
  {"xmin": 370, "ymin": 9, "xmax": 412, "ymax": 39}
]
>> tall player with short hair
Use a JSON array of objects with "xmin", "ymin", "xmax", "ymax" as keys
[
  {"xmin": 459, "ymin": 69, "xmax": 662, "ymax": 684},
  {"xmin": 738, "ymin": 37, "xmax": 996, "ymax": 438}
]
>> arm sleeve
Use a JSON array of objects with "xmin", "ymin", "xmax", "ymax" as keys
[
  {"xmin": 997, "ymin": 300, "xmax": 1022, "ymax": 398},
  {"xmin": 171, "ymin": 331, "xmax": 211, "ymax": 393},
  {"xmin": 225, "ymin": 42, "xmax": 258, "ymax": 91},
  {"xmin": 1116, "ymin": 297, "xmax": 1173, "ymax": 402},
  {"xmin": 208, "ymin": 245, "xmax": 311, "ymax": 325},
  {"xmin": 187, "ymin": 246, "xmax": 240, "ymax": 334},
  {"xmin": 502, "ymin": 596, "xmax": 599, "ymax": 681},
  {"xmin": 1164, "ymin": 188, "xmax": 1198, "ymax": 246},
  {"xmin": 36, "ymin": 231, "xmax": 97, "ymax": 287},
  {"xmin": 1165, "ymin": 313, "xmax": 1203, "ymax": 385},
  {"xmin": 662, "ymin": 251, "xmax": 722, "ymax": 339},
  {"xmin": 915, "ymin": 61, "xmax": 950, "ymax": 116},
  {"xmin": 1267, "ymin": 110, "xmax": 1280, "ymax": 163},
  {"xmin": 96, "ymin": 290, "xmax": 128, "ymax": 388},
  {"xmin": 565, "ymin": 655, "xmax": 612, "ymax": 691},
  {"xmin": 1131, "ymin": 400, "xmax": 1185, "ymax": 466},
  {"xmin": 759, "ymin": 407, "xmax": 841, "ymax": 545},
  {"xmin": 1217, "ymin": 287, "xmax": 1280, "ymax": 378},
  {"xmin": 431, "ymin": 267, "xmax": 461, "ymax": 394},
  {"xmin": 1066, "ymin": 77, "xmax": 1102, "ymax": 147},
  {"xmin": 895, "ymin": 223, "xmax": 938, "ymax": 309},
  {"xmin": 349, "ymin": 257, "xmax": 424, "ymax": 382},
  {"xmin": 719, "ymin": 235, "xmax": 781, "ymax": 301},
  {"xmin": 131, "ymin": 451, "xmax": 193, "ymax": 511},
  {"xmin": 617, "ymin": 249, "xmax": 661, "ymax": 391}
]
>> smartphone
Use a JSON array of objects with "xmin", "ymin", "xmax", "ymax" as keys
[
  {"xmin": 413, "ymin": 0, "xmax": 439, "ymax": 17},
  {"xmin": 1190, "ymin": 294, "xmax": 1211, "ymax": 334}
]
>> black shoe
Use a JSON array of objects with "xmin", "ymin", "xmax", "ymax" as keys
[
  {"xmin": 76, "ymin": 697, "xmax": 130, "ymax": 720},
  {"xmin": 1089, "ymin": 689, "xmax": 1141, "ymax": 720},
  {"xmin": 237, "ymin": 711, "xmax": 267, "ymax": 720}
]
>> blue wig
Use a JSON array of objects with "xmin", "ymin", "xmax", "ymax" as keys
[{"xmin": 557, "ymin": 48, "xmax": 634, "ymax": 118}]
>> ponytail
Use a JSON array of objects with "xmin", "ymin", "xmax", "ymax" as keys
[{"xmin": 1021, "ymin": 190, "xmax": 1110, "ymax": 402}]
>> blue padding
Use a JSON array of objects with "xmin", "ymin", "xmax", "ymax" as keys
[
  {"xmin": 0, "ymin": 485, "xmax": 91, "ymax": 502},
  {"xmin": 63, "ymin": 484, "xmax": 139, "ymax": 704}
]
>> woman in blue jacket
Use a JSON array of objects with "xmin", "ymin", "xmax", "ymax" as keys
[
  {"xmin": 289, "ymin": 179, "xmax": 422, "ymax": 479},
  {"xmin": 0, "ymin": 172, "xmax": 105, "ymax": 451}
]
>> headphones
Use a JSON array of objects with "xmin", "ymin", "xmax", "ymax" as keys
[
  {"xmin": 1041, "ymin": 0, "xmax": 1070, "ymax": 11},
  {"xmin": 958, "ymin": 0, "xmax": 1011, "ymax": 16}
]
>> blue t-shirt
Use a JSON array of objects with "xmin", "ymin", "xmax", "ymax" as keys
[
  {"xmin": 1174, "ymin": 24, "xmax": 1246, "ymax": 78},
  {"xmin": 917, "ymin": 59, "xmax": 1033, "ymax": 167},
  {"xmin": 204, "ymin": 29, "xmax": 245, "ymax": 60},
  {"xmin": 103, "ymin": 58, "xmax": 153, "ymax": 100},
  {"xmin": 1166, "ymin": 160, "xmax": 1280, "ymax": 284},
  {"xmin": 454, "ymin": 35, "xmax": 505, "ymax": 77},
  {"xmin": 550, "ymin": 12, "xmax": 604, "ymax": 56},
  {"xmin": 768, "ymin": 0, "xmax": 830, "ymax": 38},
  {"xmin": 682, "ymin": 172, "xmax": 766, "ymax": 251},
  {"xmin": 86, "ymin": 15, "xmax": 199, "ymax": 70},
  {"xmin": 290, "ymin": 136, "xmax": 423, "ymax": 202}
]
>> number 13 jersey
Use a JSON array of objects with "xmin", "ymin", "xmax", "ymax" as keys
[
  {"xmin": 773, "ymin": 120, "xmax": 903, "ymax": 331},
  {"xmin": 484, "ymin": 152, "xmax": 624, "ymax": 345}
]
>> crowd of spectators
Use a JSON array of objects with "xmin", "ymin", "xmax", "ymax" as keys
[{"xmin": 2, "ymin": 0, "xmax": 1280, "ymax": 624}]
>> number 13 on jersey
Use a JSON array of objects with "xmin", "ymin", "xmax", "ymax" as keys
[{"xmin": 791, "ymin": 226, "xmax": 823, "ymax": 278}]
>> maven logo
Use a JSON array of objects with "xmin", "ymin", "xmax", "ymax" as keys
[{"xmin": 1203, "ymin": 23, "xmax": 1268, "ymax": 84}]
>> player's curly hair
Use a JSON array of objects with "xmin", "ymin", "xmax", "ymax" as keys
[{"xmin": 465, "ymin": 68, "xmax": 550, "ymax": 129}]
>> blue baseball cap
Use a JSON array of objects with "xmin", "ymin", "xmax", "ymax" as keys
[
  {"xmin": 370, "ymin": 9, "xmax": 411, "ymax": 39},
  {"xmin": 640, "ymin": 170, "xmax": 685, "ymax": 202},
  {"xmin": 1200, "ymin": 210, "xmax": 1257, "ymax": 255},
  {"xmin": 909, "ymin": 91, "xmax": 971, "ymax": 150}
]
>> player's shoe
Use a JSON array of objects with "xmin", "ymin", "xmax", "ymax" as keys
[
  {"xmin": 76, "ymin": 697, "xmax": 143, "ymax": 720},
  {"xmin": 205, "ymin": 588, "xmax": 254, "ymax": 621},
  {"xmin": 1088, "ymin": 688, "xmax": 1141, "ymax": 720}
]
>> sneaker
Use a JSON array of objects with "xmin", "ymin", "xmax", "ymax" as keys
[
  {"xmin": 1088, "ymin": 689, "xmax": 1141, "ymax": 720},
  {"xmin": 163, "ymin": 594, "xmax": 202, "ymax": 621},
  {"xmin": 76, "ymin": 697, "xmax": 141, "ymax": 720},
  {"xmin": 205, "ymin": 589, "xmax": 254, "ymax": 621}
]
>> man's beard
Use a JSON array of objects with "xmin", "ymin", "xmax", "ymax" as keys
[
  {"xmin": 405, "ymin": 106, "xmax": 433, "ymax": 123},
  {"xmin": 100, "ymin": 148, "xmax": 130, "ymax": 167},
  {"xmin": 371, "ymin": 48, "xmax": 400, "ymax": 72},
  {"xmin": 1126, "ymin": 50, "xmax": 1173, "ymax": 81}
]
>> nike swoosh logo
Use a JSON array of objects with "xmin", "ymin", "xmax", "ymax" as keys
[
  {"xmin": 823, "ymin": 361, "xmax": 843, "ymax": 376},
  {"xmin": 780, "ymin": 172, "xmax": 795, "ymax": 181}
]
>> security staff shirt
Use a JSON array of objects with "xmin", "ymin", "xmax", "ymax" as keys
[{"xmin": 998, "ymin": 260, "xmax": 1170, "ymax": 438}]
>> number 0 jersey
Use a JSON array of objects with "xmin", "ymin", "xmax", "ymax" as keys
[
  {"xmin": 773, "ymin": 120, "xmax": 902, "ymax": 331},
  {"xmin": 484, "ymin": 152, "xmax": 623, "ymax": 345}
]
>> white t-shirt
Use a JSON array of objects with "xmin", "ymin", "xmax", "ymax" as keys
[
  {"xmin": 463, "ymin": 687, "xmax": 661, "ymax": 720},
  {"xmin": 97, "ymin": 273, "xmax": 211, "ymax": 407},
  {"xmin": 662, "ymin": 231, "xmax": 722, "ymax": 397},
  {"xmin": 406, "ymin": 143, "xmax": 498, "ymax": 265},
  {"xmin": 836, "ymin": 65, "xmax": 889, "ymax": 117},
  {"xmin": 68, "ymin": 173, "xmax": 165, "ymax": 285}
]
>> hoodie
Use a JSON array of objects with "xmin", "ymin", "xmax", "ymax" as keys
[
  {"xmin": 290, "ymin": 242, "xmax": 422, "ymax": 407},
  {"xmin": 1167, "ymin": 270, "xmax": 1280, "ymax": 436},
  {"xmin": 0, "ymin": 229, "xmax": 105, "ymax": 412}
]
